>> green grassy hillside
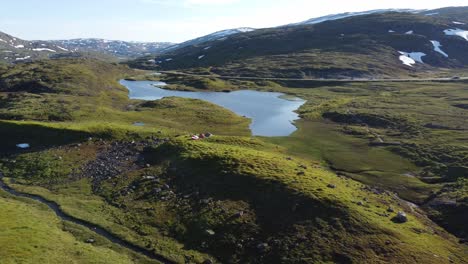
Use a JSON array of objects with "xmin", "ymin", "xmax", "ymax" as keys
[
  {"xmin": 0, "ymin": 59, "xmax": 466, "ymax": 263},
  {"xmin": 0, "ymin": 190, "xmax": 158, "ymax": 264}
]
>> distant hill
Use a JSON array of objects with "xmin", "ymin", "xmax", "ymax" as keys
[
  {"xmin": 161, "ymin": 27, "xmax": 255, "ymax": 53},
  {"xmin": 130, "ymin": 8, "xmax": 468, "ymax": 78},
  {"xmin": 48, "ymin": 39, "xmax": 173, "ymax": 58},
  {"xmin": 0, "ymin": 31, "xmax": 67, "ymax": 64},
  {"xmin": 0, "ymin": 31, "xmax": 173, "ymax": 64}
]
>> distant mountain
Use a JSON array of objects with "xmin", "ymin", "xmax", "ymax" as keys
[
  {"xmin": 131, "ymin": 8, "xmax": 468, "ymax": 79},
  {"xmin": 161, "ymin": 27, "xmax": 255, "ymax": 53},
  {"xmin": 0, "ymin": 31, "xmax": 173, "ymax": 64},
  {"xmin": 48, "ymin": 39, "xmax": 173, "ymax": 58},
  {"xmin": 0, "ymin": 31, "xmax": 68, "ymax": 64}
]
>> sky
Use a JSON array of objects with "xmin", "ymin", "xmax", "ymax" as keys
[{"xmin": 1, "ymin": 0, "xmax": 467, "ymax": 43}]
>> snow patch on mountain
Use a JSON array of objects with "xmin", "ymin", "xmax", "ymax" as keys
[
  {"xmin": 33, "ymin": 48, "xmax": 56, "ymax": 52},
  {"xmin": 405, "ymin": 30, "xmax": 414, "ymax": 35},
  {"xmin": 399, "ymin": 51, "xmax": 426, "ymax": 67},
  {"xmin": 56, "ymin": 46, "xmax": 69, "ymax": 51},
  {"xmin": 198, "ymin": 55, "xmax": 205, "ymax": 59},
  {"xmin": 15, "ymin": 56, "xmax": 31, "ymax": 61},
  {"xmin": 444, "ymin": 28, "xmax": 468, "ymax": 41},
  {"xmin": 430, "ymin": 41, "xmax": 448, "ymax": 57},
  {"xmin": 453, "ymin": 21, "xmax": 465, "ymax": 25}
]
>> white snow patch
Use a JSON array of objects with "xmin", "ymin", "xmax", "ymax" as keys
[
  {"xmin": 405, "ymin": 30, "xmax": 414, "ymax": 34},
  {"xmin": 399, "ymin": 54, "xmax": 415, "ymax": 67},
  {"xmin": 453, "ymin": 21, "xmax": 465, "ymax": 25},
  {"xmin": 15, "ymin": 56, "xmax": 31, "ymax": 61},
  {"xmin": 198, "ymin": 55, "xmax": 205, "ymax": 59},
  {"xmin": 430, "ymin": 40, "xmax": 448, "ymax": 57},
  {"xmin": 398, "ymin": 51, "xmax": 426, "ymax": 67},
  {"xmin": 148, "ymin": 59, "xmax": 156, "ymax": 63},
  {"xmin": 57, "ymin": 46, "xmax": 69, "ymax": 51},
  {"xmin": 425, "ymin": 12, "xmax": 439, "ymax": 16},
  {"xmin": 0, "ymin": 39, "xmax": 6, "ymax": 43},
  {"xmin": 444, "ymin": 28, "xmax": 468, "ymax": 41},
  {"xmin": 165, "ymin": 58, "xmax": 173, "ymax": 61},
  {"xmin": 2, "ymin": 50, "xmax": 12, "ymax": 53},
  {"xmin": 14, "ymin": 45, "xmax": 24, "ymax": 48},
  {"xmin": 204, "ymin": 46, "xmax": 211, "ymax": 50},
  {"xmin": 16, "ymin": 143, "xmax": 30, "ymax": 149},
  {"xmin": 33, "ymin": 48, "xmax": 56, "ymax": 52},
  {"xmin": 388, "ymin": 30, "xmax": 395, "ymax": 33}
]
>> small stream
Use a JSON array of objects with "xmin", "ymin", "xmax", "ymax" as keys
[{"xmin": 0, "ymin": 176, "xmax": 175, "ymax": 264}]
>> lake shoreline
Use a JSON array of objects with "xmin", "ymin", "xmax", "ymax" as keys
[{"xmin": 121, "ymin": 80, "xmax": 306, "ymax": 137}]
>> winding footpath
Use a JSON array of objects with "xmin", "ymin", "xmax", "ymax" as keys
[{"xmin": 0, "ymin": 175, "xmax": 175, "ymax": 264}]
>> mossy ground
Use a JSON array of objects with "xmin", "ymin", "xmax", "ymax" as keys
[
  {"xmin": 0, "ymin": 59, "xmax": 466, "ymax": 263},
  {"xmin": 0, "ymin": 189, "xmax": 158, "ymax": 264}
]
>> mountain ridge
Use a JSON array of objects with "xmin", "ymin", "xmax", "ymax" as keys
[{"xmin": 130, "ymin": 10, "xmax": 468, "ymax": 78}]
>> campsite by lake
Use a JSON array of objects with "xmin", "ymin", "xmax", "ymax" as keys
[{"xmin": 120, "ymin": 80, "xmax": 306, "ymax": 137}]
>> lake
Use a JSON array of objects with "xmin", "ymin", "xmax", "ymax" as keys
[{"xmin": 121, "ymin": 80, "xmax": 306, "ymax": 137}]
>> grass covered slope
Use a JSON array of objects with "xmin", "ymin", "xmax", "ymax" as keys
[
  {"xmin": 1, "ymin": 136, "xmax": 466, "ymax": 263},
  {"xmin": 0, "ymin": 191, "xmax": 146, "ymax": 264},
  {"xmin": 0, "ymin": 59, "xmax": 250, "ymax": 138},
  {"xmin": 0, "ymin": 58, "xmax": 466, "ymax": 263},
  {"xmin": 141, "ymin": 137, "xmax": 467, "ymax": 263}
]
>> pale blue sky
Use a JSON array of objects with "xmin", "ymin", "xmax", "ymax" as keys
[{"xmin": 1, "ymin": 0, "xmax": 467, "ymax": 43}]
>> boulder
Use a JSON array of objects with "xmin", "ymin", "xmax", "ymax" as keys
[
  {"xmin": 257, "ymin": 243, "xmax": 270, "ymax": 253},
  {"xmin": 395, "ymin": 211, "xmax": 408, "ymax": 223},
  {"xmin": 205, "ymin": 229, "xmax": 216, "ymax": 236},
  {"xmin": 234, "ymin": 211, "xmax": 244, "ymax": 218}
]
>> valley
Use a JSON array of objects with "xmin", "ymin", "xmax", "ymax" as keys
[{"xmin": 0, "ymin": 4, "xmax": 467, "ymax": 264}]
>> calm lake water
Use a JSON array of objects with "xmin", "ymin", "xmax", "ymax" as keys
[{"xmin": 121, "ymin": 80, "xmax": 306, "ymax": 137}]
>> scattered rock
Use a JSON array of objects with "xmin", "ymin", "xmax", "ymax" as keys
[
  {"xmin": 357, "ymin": 201, "xmax": 365, "ymax": 206},
  {"xmin": 205, "ymin": 229, "xmax": 216, "ymax": 236},
  {"xmin": 201, "ymin": 199, "xmax": 211, "ymax": 205},
  {"xmin": 202, "ymin": 260, "xmax": 214, "ymax": 264},
  {"xmin": 327, "ymin": 184, "xmax": 336, "ymax": 189},
  {"xmin": 234, "ymin": 211, "xmax": 244, "ymax": 218},
  {"xmin": 256, "ymin": 243, "xmax": 270, "ymax": 253},
  {"xmin": 85, "ymin": 238, "xmax": 96, "ymax": 244},
  {"xmin": 387, "ymin": 207, "xmax": 395, "ymax": 213},
  {"xmin": 395, "ymin": 211, "xmax": 408, "ymax": 223}
]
